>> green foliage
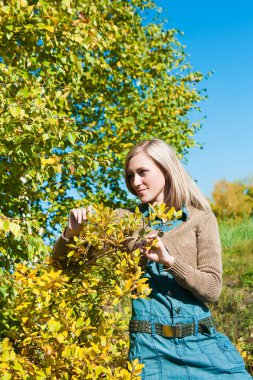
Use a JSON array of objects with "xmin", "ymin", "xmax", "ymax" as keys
[
  {"xmin": 219, "ymin": 217, "xmax": 253, "ymax": 249},
  {"xmin": 240, "ymin": 270, "xmax": 253, "ymax": 288},
  {"xmin": 0, "ymin": 0, "xmax": 205, "ymax": 265}
]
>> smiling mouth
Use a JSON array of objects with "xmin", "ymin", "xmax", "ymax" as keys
[{"xmin": 137, "ymin": 188, "xmax": 148, "ymax": 194}]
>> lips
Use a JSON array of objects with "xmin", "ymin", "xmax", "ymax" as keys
[{"xmin": 137, "ymin": 188, "xmax": 148, "ymax": 194}]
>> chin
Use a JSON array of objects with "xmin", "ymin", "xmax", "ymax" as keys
[{"xmin": 140, "ymin": 197, "xmax": 153, "ymax": 204}]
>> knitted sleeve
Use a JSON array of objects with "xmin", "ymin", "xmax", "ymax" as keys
[
  {"xmin": 51, "ymin": 208, "xmax": 133, "ymax": 268},
  {"xmin": 163, "ymin": 211, "xmax": 222, "ymax": 303},
  {"xmin": 51, "ymin": 233, "xmax": 73, "ymax": 268}
]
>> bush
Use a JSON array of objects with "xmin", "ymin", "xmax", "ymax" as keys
[{"xmin": 0, "ymin": 204, "xmax": 178, "ymax": 379}]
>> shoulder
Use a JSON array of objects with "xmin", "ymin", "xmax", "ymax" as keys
[
  {"xmin": 186, "ymin": 206, "xmax": 218, "ymax": 231},
  {"xmin": 188, "ymin": 206, "xmax": 219, "ymax": 238},
  {"xmin": 188, "ymin": 206, "xmax": 216, "ymax": 223}
]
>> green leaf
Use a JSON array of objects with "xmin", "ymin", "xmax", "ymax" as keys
[{"xmin": 67, "ymin": 132, "xmax": 77, "ymax": 145}]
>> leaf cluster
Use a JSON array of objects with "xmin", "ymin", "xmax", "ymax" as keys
[{"xmin": 0, "ymin": 204, "xmax": 154, "ymax": 379}]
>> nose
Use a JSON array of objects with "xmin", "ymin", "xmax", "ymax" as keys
[{"xmin": 132, "ymin": 173, "xmax": 142, "ymax": 188}]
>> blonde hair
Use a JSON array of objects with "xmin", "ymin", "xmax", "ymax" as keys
[{"xmin": 124, "ymin": 139, "xmax": 211, "ymax": 211}]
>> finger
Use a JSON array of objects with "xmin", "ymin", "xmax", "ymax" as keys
[
  {"xmin": 140, "ymin": 244, "xmax": 151, "ymax": 252},
  {"xmin": 87, "ymin": 205, "xmax": 93, "ymax": 214},
  {"xmin": 147, "ymin": 233, "xmax": 159, "ymax": 240},
  {"xmin": 68, "ymin": 209, "xmax": 78, "ymax": 229},
  {"xmin": 141, "ymin": 238, "xmax": 154, "ymax": 248},
  {"xmin": 81, "ymin": 208, "xmax": 87, "ymax": 222},
  {"xmin": 70, "ymin": 209, "xmax": 78, "ymax": 222},
  {"xmin": 147, "ymin": 233, "xmax": 157, "ymax": 238},
  {"xmin": 140, "ymin": 239, "xmax": 148, "ymax": 248},
  {"xmin": 144, "ymin": 236, "xmax": 157, "ymax": 246},
  {"xmin": 77, "ymin": 208, "xmax": 84, "ymax": 224},
  {"xmin": 148, "ymin": 234, "xmax": 161, "ymax": 244}
]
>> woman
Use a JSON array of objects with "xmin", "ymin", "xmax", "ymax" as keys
[{"xmin": 52, "ymin": 139, "xmax": 251, "ymax": 379}]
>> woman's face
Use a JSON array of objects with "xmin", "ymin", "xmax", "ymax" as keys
[{"xmin": 127, "ymin": 152, "xmax": 168, "ymax": 205}]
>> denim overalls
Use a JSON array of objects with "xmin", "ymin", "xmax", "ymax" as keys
[{"xmin": 128, "ymin": 205, "xmax": 251, "ymax": 379}]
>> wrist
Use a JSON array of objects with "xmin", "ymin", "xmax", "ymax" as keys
[
  {"xmin": 64, "ymin": 227, "xmax": 74, "ymax": 240},
  {"xmin": 162, "ymin": 256, "xmax": 175, "ymax": 270}
]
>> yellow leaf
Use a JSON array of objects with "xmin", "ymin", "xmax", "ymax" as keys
[
  {"xmin": 9, "ymin": 222, "xmax": 21, "ymax": 237},
  {"xmin": 47, "ymin": 318, "xmax": 61, "ymax": 332},
  {"xmin": 13, "ymin": 362, "xmax": 23, "ymax": 372},
  {"xmin": 41, "ymin": 157, "xmax": 56, "ymax": 165},
  {"xmin": 125, "ymin": 279, "xmax": 133, "ymax": 291},
  {"xmin": 115, "ymin": 285, "xmax": 123, "ymax": 296},
  {"xmin": 9, "ymin": 106, "xmax": 23, "ymax": 118},
  {"xmin": 45, "ymin": 366, "xmax": 51, "ymax": 376},
  {"xmin": 75, "ymin": 329, "xmax": 82, "ymax": 337},
  {"xmin": 76, "ymin": 317, "xmax": 84, "ymax": 328},
  {"xmin": 44, "ymin": 25, "xmax": 54, "ymax": 33},
  {"xmin": 67, "ymin": 250, "xmax": 74, "ymax": 257},
  {"xmin": 56, "ymin": 333, "xmax": 65, "ymax": 343},
  {"xmin": 134, "ymin": 363, "xmax": 145, "ymax": 371}
]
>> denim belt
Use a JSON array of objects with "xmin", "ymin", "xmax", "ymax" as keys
[{"xmin": 129, "ymin": 316, "xmax": 215, "ymax": 338}]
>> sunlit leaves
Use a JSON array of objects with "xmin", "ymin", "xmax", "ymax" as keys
[
  {"xmin": 0, "ymin": 217, "xmax": 21, "ymax": 239},
  {"xmin": 0, "ymin": 0, "xmax": 204, "ymax": 268},
  {"xmin": 0, "ymin": 205, "xmax": 153, "ymax": 378}
]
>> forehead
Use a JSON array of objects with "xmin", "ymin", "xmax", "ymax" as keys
[{"xmin": 127, "ymin": 152, "xmax": 156, "ymax": 170}]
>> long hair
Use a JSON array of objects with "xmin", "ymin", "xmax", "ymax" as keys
[{"xmin": 124, "ymin": 139, "xmax": 211, "ymax": 211}]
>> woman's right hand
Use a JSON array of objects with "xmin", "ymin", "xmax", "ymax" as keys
[{"xmin": 64, "ymin": 205, "xmax": 92, "ymax": 239}]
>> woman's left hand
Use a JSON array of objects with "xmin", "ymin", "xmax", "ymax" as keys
[{"xmin": 140, "ymin": 233, "xmax": 175, "ymax": 267}]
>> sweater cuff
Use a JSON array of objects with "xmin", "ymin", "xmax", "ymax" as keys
[
  {"xmin": 167, "ymin": 257, "xmax": 189, "ymax": 281},
  {"xmin": 62, "ymin": 228, "xmax": 70, "ymax": 241},
  {"xmin": 52, "ymin": 233, "xmax": 70, "ymax": 260}
]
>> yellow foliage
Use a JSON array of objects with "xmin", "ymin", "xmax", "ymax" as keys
[
  {"xmin": 210, "ymin": 179, "xmax": 253, "ymax": 220},
  {"xmin": 0, "ymin": 203, "xmax": 180, "ymax": 378}
]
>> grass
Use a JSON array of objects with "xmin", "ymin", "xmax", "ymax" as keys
[
  {"xmin": 210, "ymin": 218, "xmax": 253, "ymax": 375},
  {"xmin": 219, "ymin": 218, "xmax": 253, "ymax": 249}
]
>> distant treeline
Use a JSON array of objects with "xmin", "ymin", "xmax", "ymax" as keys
[{"xmin": 209, "ymin": 179, "xmax": 253, "ymax": 220}]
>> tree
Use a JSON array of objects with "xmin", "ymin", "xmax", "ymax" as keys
[
  {"xmin": 0, "ymin": 0, "xmax": 205, "ymax": 266},
  {"xmin": 0, "ymin": 1, "xmax": 211, "ymax": 377},
  {"xmin": 210, "ymin": 179, "xmax": 253, "ymax": 220}
]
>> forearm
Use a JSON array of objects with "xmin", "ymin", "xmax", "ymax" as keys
[
  {"xmin": 161, "ymin": 210, "xmax": 222, "ymax": 303},
  {"xmin": 167, "ymin": 256, "xmax": 222, "ymax": 302},
  {"xmin": 51, "ymin": 233, "xmax": 72, "ymax": 268}
]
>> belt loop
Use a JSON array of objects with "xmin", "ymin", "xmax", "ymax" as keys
[
  {"xmin": 193, "ymin": 316, "xmax": 198, "ymax": 336},
  {"xmin": 151, "ymin": 320, "xmax": 156, "ymax": 336},
  {"xmin": 150, "ymin": 300, "xmax": 156, "ymax": 336}
]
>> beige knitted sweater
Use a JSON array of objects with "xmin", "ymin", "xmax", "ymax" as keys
[{"xmin": 52, "ymin": 206, "xmax": 222, "ymax": 304}]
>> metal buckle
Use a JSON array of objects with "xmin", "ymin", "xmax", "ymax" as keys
[{"xmin": 162, "ymin": 324, "xmax": 178, "ymax": 338}]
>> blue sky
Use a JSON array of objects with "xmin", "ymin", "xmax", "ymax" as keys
[{"xmin": 153, "ymin": 0, "xmax": 253, "ymax": 197}]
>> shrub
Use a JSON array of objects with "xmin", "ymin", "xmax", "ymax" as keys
[{"xmin": 0, "ymin": 204, "xmax": 178, "ymax": 379}]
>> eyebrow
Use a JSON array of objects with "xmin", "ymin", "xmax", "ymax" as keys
[{"xmin": 126, "ymin": 166, "xmax": 149, "ymax": 174}]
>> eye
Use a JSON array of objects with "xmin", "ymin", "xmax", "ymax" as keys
[{"xmin": 139, "ymin": 170, "xmax": 147, "ymax": 176}]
